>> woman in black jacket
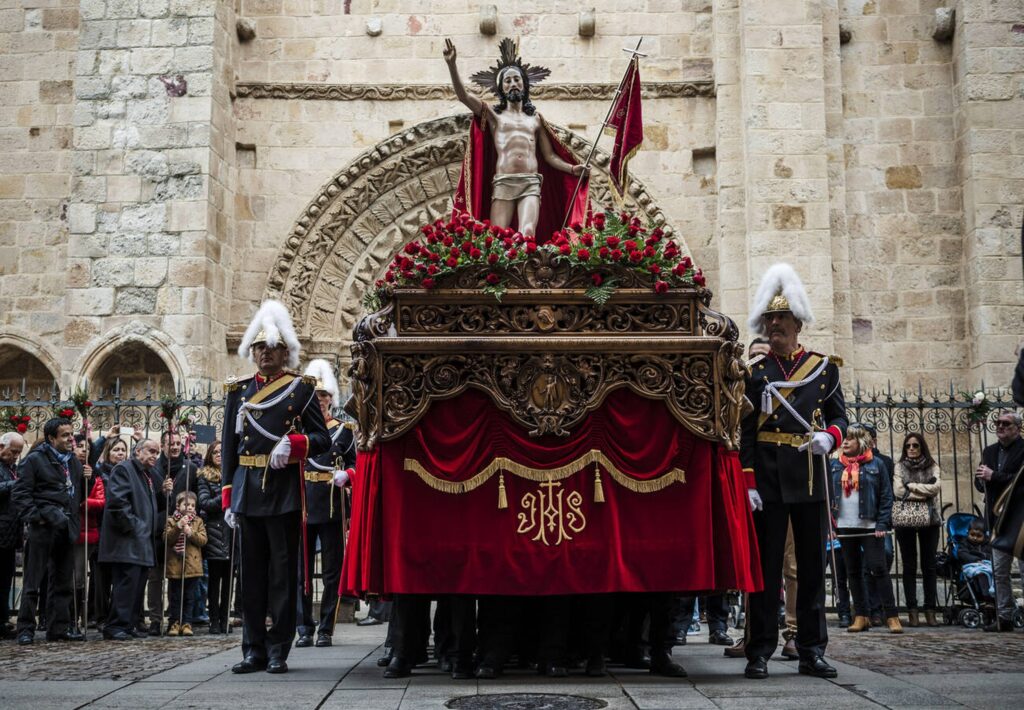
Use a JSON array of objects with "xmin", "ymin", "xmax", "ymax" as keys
[
  {"xmin": 197, "ymin": 440, "xmax": 230, "ymax": 634},
  {"xmin": 830, "ymin": 423, "xmax": 901, "ymax": 634}
]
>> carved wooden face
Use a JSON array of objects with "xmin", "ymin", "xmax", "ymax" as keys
[{"xmin": 499, "ymin": 67, "xmax": 525, "ymax": 101}]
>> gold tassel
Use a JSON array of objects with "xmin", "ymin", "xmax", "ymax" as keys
[
  {"xmin": 594, "ymin": 462, "xmax": 605, "ymax": 503},
  {"xmin": 497, "ymin": 471, "xmax": 508, "ymax": 510}
]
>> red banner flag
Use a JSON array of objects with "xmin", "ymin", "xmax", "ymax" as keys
[{"xmin": 607, "ymin": 57, "xmax": 643, "ymax": 202}]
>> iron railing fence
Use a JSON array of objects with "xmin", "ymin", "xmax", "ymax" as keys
[{"xmin": 3, "ymin": 379, "xmax": 1021, "ymax": 611}]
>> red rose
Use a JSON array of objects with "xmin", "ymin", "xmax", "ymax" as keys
[
  {"xmin": 693, "ymin": 269, "xmax": 706, "ymax": 286},
  {"xmin": 629, "ymin": 250, "xmax": 643, "ymax": 263},
  {"xmin": 486, "ymin": 273, "xmax": 501, "ymax": 285},
  {"xmin": 442, "ymin": 236, "xmax": 454, "ymax": 247},
  {"xmin": 446, "ymin": 257, "xmax": 458, "ymax": 268},
  {"xmin": 415, "ymin": 263, "xmax": 427, "ymax": 272},
  {"xmin": 581, "ymin": 233, "xmax": 594, "ymax": 247},
  {"xmin": 624, "ymin": 239, "xmax": 638, "ymax": 252},
  {"xmin": 680, "ymin": 256, "xmax": 693, "ymax": 269},
  {"xmin": 472, "ymin": 223, "xmax": 485, "ymax": 235},
  {"xmin": 571, "ymin": 221, "xmax": 583, "ymax": 231},
  {"xmin": 428, "ymin": 252, "xmax": 440, "ymax": 262},
  {"xmin": 470, "ymin": 248, "xmax": 482, "ymax": 259},
  {"xmin": 672, "ymin": 263, "xmax": 686, "ymax": 277},
  {"xmin": 420, "ymin": 225, "xmax": 433, "ymax": 235},
  {"xmin": 484, "ymin": 236, "xmax": 494, "ymax": 248},
  {"xmin": 503, "ymin": 238, "xmax": 514, "ymax": 249},
  {"xmin": 593, "ymin": 213, "xmax": 606, "ymax": 229},
  {"xmin": 16, "ymin": 423, "xmax": 27, "ymax": 434},
  {"xmin": 427, "ymin": 234, "xmax": 438, "ymax": 245},
  {"xmin": 450, "ymin": 247, "xmax": 460, "ymax": 257},
  {"xmin": 487, "ymin": 253, "xmax": 499, "ymax": 264},
  {"xmin": 620, "ymin": 211, "xmax": 630, "ymax": 223},
  {"xmin": 427, "ymin": 264, "xmax": 439, "ymax": 275},
  {"xmin": 610, "ymin": 249, "xmax": 623, "ymax": 261},
  {"xmin": 559, "ymin": 244, "xmax": 571, "ymax": 255},
  {"xmin": 577, "ymin": 248, "xmax": 590, "ymax": 261},
  {"xmin": 421, "ymin": 277, "xmax": 435, "ymax": 289},
  {"xmin": 651, "ymin": 228, "xmax": 664, "ymax": 240},
  {"xmin": 490, "ymin": 224, "xmax": 503, "ymax": 236},
  {"xmin": 506, "ymin": 249, "xmax": 518, "ymax": 260},
  {"xmin": 648, "ymin": 263, "xmax": 661, "ymax": 274},
  {"xmin": 401, "ymin": 270, "xmax": 413, "ymax": 280},
  {"xmin": 374, "ymin": 279, "xmax": 384, "ymax": 288},
  {"xmin": 454, "ymin": 226, "xmax": 465, "ymax": 237},
  {"xmin": 525, "ymin": 242, "xmax": 537, "ymax": 254},
  {"xmin": 385, "ymin": 271, "xmax": 395, "ymax": 282},
  {"xmin": 22, "ymin": 415, "xmax": 30, "ymax": 422},
  {"xmin": 627, "ymin": 224, "xmax": 640, "ymax": 236},
  {"xmin": 654, "ymin": 280, "xmax": 669, "ymax": 294},
  {"xmin": 404, "ymin": 242, "xmax": 420, "ymax": 255},
  {"xmin": 84, "ymin": 401, "xmax": 92, "ymax": 408},
  {"xmin": 606, "ymin": 236, "xmax": 620, "ymax": 249},
  {"xmin": 591, "ymin": 273, "xmax": 603, "ymax": 286},
  {"xmin": 598, "ymin": 246, "xmax": 610, "ymax": 259},
  {"xmin": 644, "ymin": 245, "xmax": 656, "ymax": 258}
]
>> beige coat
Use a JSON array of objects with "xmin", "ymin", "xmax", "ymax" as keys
[
  {"xmin": 892, "ymin": 461, "xmax": 942, "ymax": 502},
  {"xmin": 164, "ymin": 515, "xmax": 208, "ymax": 579}
]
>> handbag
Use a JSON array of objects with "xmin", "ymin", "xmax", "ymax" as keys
[{"xmin": 892, "ymin": 496, "xmax": 931, "ymax": 529}]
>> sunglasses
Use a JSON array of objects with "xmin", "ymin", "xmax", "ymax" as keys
[{"xmin": 996, "ymin": 421, "xmax": 1018, "ymax": 429}]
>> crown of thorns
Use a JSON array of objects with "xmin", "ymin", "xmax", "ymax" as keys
[{"xmin": 470, "ymin": 37, "xmax": 551, "ymax": 97}]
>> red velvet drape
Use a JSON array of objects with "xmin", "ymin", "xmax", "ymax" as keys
[{"xmin": 341, "ymin": 388, "xmax": 761, "ymax": 596}]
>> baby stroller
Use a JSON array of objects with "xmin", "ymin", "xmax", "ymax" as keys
[{"xmin": 937, "ymin": 512, "xmax": 998, "ymax": 628}]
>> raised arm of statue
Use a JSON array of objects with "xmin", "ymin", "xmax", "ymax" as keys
[
  {"xmin": 537, "ymin": 121, "xmax": 587, "ymax": 177},
  {"xmin": 444, "ymin": 38, "xmax": 486, "ymax": 118}
]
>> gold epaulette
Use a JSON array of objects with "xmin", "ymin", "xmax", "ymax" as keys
[
  {"xmin": 342, "ymin": 421, "xmax": 356, "ymax": 430},
  {"xmin": 745, "ymin": 354, "xmax": 766, "ymax": 371},
  {"xmin": 223, "ymin": 375, "xmax": 251, "ymax": 393},
  {"xmin": 301, "ymin": 374, "xmax": 318, "ymax": 387},
  {"xmin": 828, "ymin": 354, "xmax": 844, "ymax": 367}
]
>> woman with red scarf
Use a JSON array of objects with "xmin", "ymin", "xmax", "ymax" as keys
[{"xmin": 829, "ymin": 424, "xmax": 901, "ymax": 634}]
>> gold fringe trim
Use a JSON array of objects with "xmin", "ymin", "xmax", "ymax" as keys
[{"xmin": 404, "ymin": 450, "xmax": 685, "ymax": 495}]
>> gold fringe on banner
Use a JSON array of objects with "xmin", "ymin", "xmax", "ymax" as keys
[
  {"xmin": 404, "ymin": 450, "xmax": 686, "ymax": 497},
  {"xmin": 498, "ymin": 472, "xmax": 508, "ymax": 509},
  {"xmin": 593, "ymin": 462, "xmax": 605, "ymax": 503}
]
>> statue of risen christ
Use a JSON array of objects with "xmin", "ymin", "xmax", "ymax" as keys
[{"xmin": 444, "ymin": 38, "xmax": 587, "ymax": 239}]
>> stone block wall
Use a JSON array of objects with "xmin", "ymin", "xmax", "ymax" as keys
[{"xmin": 0, "ymin": 0, "xmax": 78, "ymax": 346}]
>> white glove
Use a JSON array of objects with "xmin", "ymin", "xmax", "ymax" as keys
[
  {"xmin": 747, "ymin": 488, "xmax": 763, "ymax": 512},
  {"xmin": 270, "ymin": 437, "xmax": 291, "ymax": 469},
  {"xmin": 333, "ymin": 469, "xmax": 350, "ymax": 488},
  {"xmin": 224, "ymin": 509, "xmax": 237, "ymax": 529},
  {"xmin": 798, "ymin": 431, "xmax": 835, "ymax": 456}
]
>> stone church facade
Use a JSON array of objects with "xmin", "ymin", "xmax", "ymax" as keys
[{"xmin": 0, "ymin": 0, "xmax": 1021, "ymax": 398}]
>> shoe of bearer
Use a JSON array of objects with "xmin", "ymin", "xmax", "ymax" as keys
[
  {"xmin": 740, "ymin": 264, "xmax": 847, "ymax": 681},
  {"xmin": 222, "ymin": 299, "xmax": 330, "ymax": 675}
]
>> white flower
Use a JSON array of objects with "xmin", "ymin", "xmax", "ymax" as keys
[{"xmin": 972, "ymin": 391, "xmax": 986, "ymax": 406}]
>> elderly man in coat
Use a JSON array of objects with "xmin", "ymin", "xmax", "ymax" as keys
[{"xmin": 99, "ymin": 439, "xmax": 161, "ymax": 641}]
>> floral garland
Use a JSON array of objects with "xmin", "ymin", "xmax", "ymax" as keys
[
  {"xmin": 365, "ymin": 209, "xmax": 703, "ymax": 309},
  {"xmin": 1, "ymin": 407, "xmax": 31, "ymax": 434}
]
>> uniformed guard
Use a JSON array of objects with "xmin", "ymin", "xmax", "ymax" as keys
[
  {"xmin": 740, "ymin": 264, "xmax": 847, "ymax": 681},
  {"xmin": 295, "ymin": 358, "xmax": 356, "ymax": 649},
  {"xmin": 222, "ymin": 299, "xmax": 330, "ymax": 675}
]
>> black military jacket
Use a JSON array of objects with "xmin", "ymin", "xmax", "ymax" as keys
[
  {"xmin": 222, "ymin": 371, "xmax": 330, "ymax": 517},
  {"xmin": 304, "ymin": 419, "xmax": 356, "ymax": 525},
  {"xmin": 740, "ymin": 348, "xmax": 847, "ymax": 505}
]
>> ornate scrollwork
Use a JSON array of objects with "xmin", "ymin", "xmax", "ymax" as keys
[{"xmin": 236, "ymin": 81, "xmax": 716, "ymax": 102}]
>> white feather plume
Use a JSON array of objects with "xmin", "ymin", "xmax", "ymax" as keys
[
  {"xmin": 748, "ymin": 263, "xmax": 814, "ymax": 334},
  {"xmin": 303, "ymin": 358, "xmax": 340, "ymax": 402},
  {"xmin": 237, "ymin": 299, "xmax": 301, "ymax": 368}
]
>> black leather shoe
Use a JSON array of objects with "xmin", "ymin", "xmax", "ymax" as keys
[
  {"xmin": 541, "ymin": 662, "xmax": 568, "ymax": 678},
  {"xmin": 837, "ymin": 613, "xmax": 852, "ymax": 628},
  {"xmin": 623, "ymin": 653, "xmax": 651, "ymax": 670},
  {"xmin": 383, "ymin": 657, "xmax": 413, "ymax": 678},
  {"xmin": 148, "ymin": 621, "xmax": 162, "ymax": 637},
  {"xmin": 744, "ymin": 656, "xmax": 769, "ymax": 679},
  {"xmin": 295, "ymin": 634, "xmax": 313, "ymax": 648},
  {"xmin": 127, "ymin": 628, "xmax": 142, "ymax": 639},
  {"xmin": 798, "ymin": 656, "xmax": 838, "ymax": 678},
  {"xmin": 708, "ymin": 630, "xmax": 734, "ymax": 646},
  {"xmin": 376, "ymin": 647, "xmax": 393, "ymax": 667},
  {"xmin": 674, "ymin": 633, "xmax": 687, "ymax": 645},
  {"xmin": 46, "ymin": 629, "xmax": 85, "ymax": 642},
  {"xmin": 266, "ymin": 659, "xmax": 288, "ymax": 674},
  {"xmin": 984, "ymin": 618, "xmax": 1013, "ymax": 632},
  {"xmin": 451, "ymin": 660, "xmax": 474, "ymax": 680},
  {"xmin": 475, "ymin": 664, "xmax": 499, "ymax": 679},
  {"xmin": 650, "ymin": 656, "xmax": 687, "ymax": 678},
  {"xmin": 314, "ymin": 633, "xmax": 332, "ymax": 647},
  {"xmin": 232, "ymin": 657, "xmax": 268, "ymax": 674},
  {"xmin": 438, "ymin": 658, "xmax": 452, "ymax": 673},
  {"xmin": 103, "ymin": 629, "xmax": 132, "ymax": 641},
  {"xmin": 585, "ymin": 655, "xmax": 607, "ymax": 677},
  {"xmin": 17, "ymin": 631, "xmax": 33, "ymax": 646},
  {"xmin": 356, "ymin": 616, "xmax": 383, "ymax": 626}
]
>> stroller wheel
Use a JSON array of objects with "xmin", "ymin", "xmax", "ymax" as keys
[
  {"xmin": 958, "ymin": 608, "xmax": 983, "ymax": 629},
  {"xmin": 1013, "ymin": 607, "xmax": 1024, "ymax": 630}
]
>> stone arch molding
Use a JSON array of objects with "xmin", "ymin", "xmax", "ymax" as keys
[
  {"xmin": 71, "ymin": 321, "xmax": 188, "ymax": 391},
  {"xmin": 265, "ymin": 113, "xmax": 688, "ymax": 351},
  {"xmin": 0, "ymin": 329, "xmax": 62, "ymax": 382}
]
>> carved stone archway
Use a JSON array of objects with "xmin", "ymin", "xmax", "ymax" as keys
[{"xmin": 265, "ymin": 114, "xmax": 689, "ymax": 371}]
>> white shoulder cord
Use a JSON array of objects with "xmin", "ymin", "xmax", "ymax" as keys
[
  {"xmin": 761, "ymin": 356, "xmax": 830, "ymax": 433},
  {"xmin": 234, "ymin": 376, "xmax": 303, "ymax": 436}
]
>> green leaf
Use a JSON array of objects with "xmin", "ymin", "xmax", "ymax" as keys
[
  {"xmin": 483, "ymin": 283, "xmax": 507, "ymax": 302},
  {"xmin": 361, "ymin": 289, "xmax": 382, "ymax": 312},
  {"xmin": 585, "ymin": 279, "xmax": 618, "ymax": 306}
]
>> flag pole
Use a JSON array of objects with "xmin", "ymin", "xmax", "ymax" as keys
[{"xmin": 561, "ymin": 37, "xmax": 647, "ymax": 229}]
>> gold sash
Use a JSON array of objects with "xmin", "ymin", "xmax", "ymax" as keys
[{"xmin": 245, "ymin": 373, "xmax": 297, "ymax": 407}]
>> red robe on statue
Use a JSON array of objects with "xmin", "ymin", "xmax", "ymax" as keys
[{"xmin": 453, "ymin": 115, "xmax": 590, "ymax": 244}]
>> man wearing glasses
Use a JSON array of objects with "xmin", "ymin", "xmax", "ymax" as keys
[{"xmin": 975, "ymin": 412, "xmax": 1024, "ymax": 632}]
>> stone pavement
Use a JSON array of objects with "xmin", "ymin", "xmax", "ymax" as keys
[{"xmin": 1, "ymin": 622, "xmax": 1022, "ymax": 709}]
